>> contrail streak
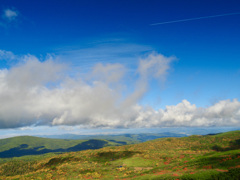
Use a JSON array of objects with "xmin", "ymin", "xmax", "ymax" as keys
[{"xmin": 150, "ymin": 12, "xmax": 240, "ymax": 26}]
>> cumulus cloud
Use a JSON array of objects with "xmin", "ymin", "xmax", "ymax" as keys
[
  {"xmin": 0, "ymin": 51, "xmax": 239, "ymax": 129},
  {"xmin": 3, "ymin": 9, "xmax": 18, "ymax": 21}
]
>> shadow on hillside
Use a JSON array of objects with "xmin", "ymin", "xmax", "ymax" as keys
[
  {"xmin": 0, "ymin": 139, "xmax": 108, "ymax": 158},
  {"xmin": 45, "ymin": 156, "xmax": 82, "ymax": 167},
  {"xmin": 94, "ymin": 150, "xmax": 141, "ymax": 162},
  {"xmin": 212, "ymin": 139, "xmax": 240, "ymax": 152}
]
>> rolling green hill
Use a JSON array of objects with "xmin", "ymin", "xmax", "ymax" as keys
[
  {"xmin": 0, "ymin": 130, "xmax": 240, "ymax": 179},
  {"xmin": 0, "ymin": 136, "xmax": 126, "ymax": 159}
]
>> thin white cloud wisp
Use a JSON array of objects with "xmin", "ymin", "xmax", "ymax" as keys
[
  {"xmin": 3, "ymin": 9, "xmax": 18, "ymax": 21},
  {"xmin": 0, "ymin": 50, "xmax": 16, "ymax": 61}
]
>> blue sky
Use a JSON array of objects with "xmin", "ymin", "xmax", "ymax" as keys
[{"xmin": 0, "ymin": 0, "xmax": 240, "ymax": 138}]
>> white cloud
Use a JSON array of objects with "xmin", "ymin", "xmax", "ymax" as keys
[
  {"xmin": 3, "ymin": 9, "xmax": 18, "ymax": 21},
  {"xmin": 0, "ymin": 51, "xmax": 239, "ymax": 129},
  {"xmin": 138, "ymin": 53, "xmax": 176, "ymax": 81}
]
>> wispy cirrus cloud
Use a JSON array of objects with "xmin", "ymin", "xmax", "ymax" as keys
[{"xmin": 57, "ymin": 42, "xmax": 153, "ymax": 71}]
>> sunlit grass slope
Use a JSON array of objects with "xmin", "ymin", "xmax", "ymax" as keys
[{"xmin": 0, "ymin": 131, "xmax": 240, "ymax": 179}]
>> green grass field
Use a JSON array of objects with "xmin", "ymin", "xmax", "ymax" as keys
[{"xmin": 0, "ymin": 130, "xmax": 240, "ymax": 179}]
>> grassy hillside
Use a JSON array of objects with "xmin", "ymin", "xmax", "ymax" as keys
[
  {"xmin": 0, "ymin": 131, "xmax": 240, "ymax": 179},
  {"xmin": 0, "ymin": 136, "xmax": 126, "ymax": 159}
]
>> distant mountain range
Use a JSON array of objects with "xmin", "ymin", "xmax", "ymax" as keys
[{"xmin": 37, "ymin": 132, "xmax": 187, "ymax": 142}]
